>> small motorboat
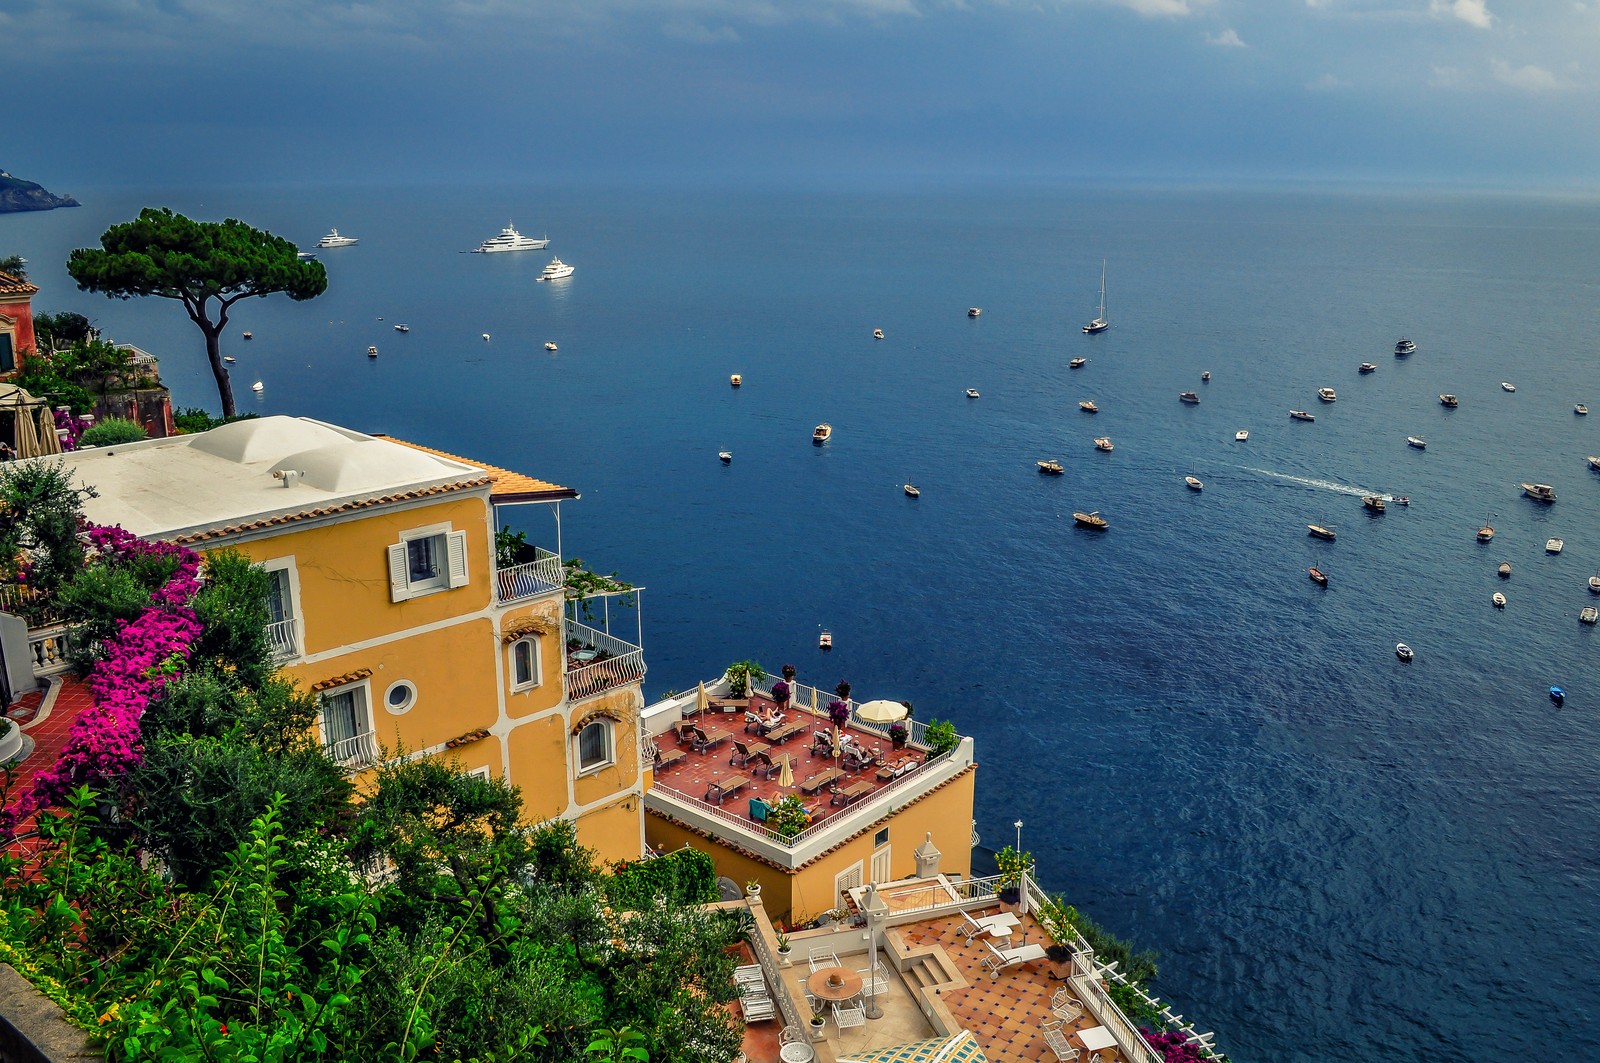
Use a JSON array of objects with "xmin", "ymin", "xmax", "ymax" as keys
[
  {"xmin": 1178, "ymin": 391, "xmax": 1200, "ymax": 404},
  {"xmin": 1317, "ymin": 387, "xmax": 1337, "ymax": 402},
  {"xmin": 1289, "ymin": 409, "xmax": 1315, "ymax": 421},
  {"xmin": 482, "ymin": 333, "xmax": 491, "ymax": 341},
  {"xmin": 1309, "ymin": 567, "xmax": 1328, "ymax": 587},
  {"xmin": 1492, "ymin": 592, "xmax": 1506, "ymax": 609},
  {"xmin": 1477, "ymin": 523, "xmax": 1495, "ymax": 543},
  {"xmin": 965, "ymin": 388, "xmax": 980, "ymax": 398},
  {"xmin": 1093, "ymin": 437, "xmax": 1114, "ymax": 452},
  {"xmin": 251, "ymin": 380, "xmax": 264, "ymax": 393},
  {"xmin": 1069, "ymin": 358, "xmax": 1087, "ymax": 369},
  {"xmin": 1407, "ymin": 437, "xmax": 1427, "ymax": 450},
  {"xmin": 1550, "ymin": 686, "xmax": 1566, "ymax": 704},
  {"xmin": 1390, "ymin": 496, "xmax": 1411, "ymax": 506},
  {"xmin": 719, "ymin": 451, "xmax": 732, "ymax": 464},
  {"xmin": 242, "ymin": 331, "xmax": 253, "ymax": 340},
  {"xmin": 1037, "ymin": 460, "xmax": 1065, "ymax": 475},
  {"xmin": 1073, "ymin": 510, "xmax": 1109, "ymax": 530},
  {"xmin": 1395, "ymin": 338, "xmax": 1416, "ymax": 356},
  {"xmin": 1499, "ymin": 562, "xmax": 1512, "ymax": 578},
  {"xmin": 394, "ymin": 324, "xmax": 410, "ymax": 333},
  {"xmin": 904, "ymin": 484, "xmax": 920, "ymax": 498},
  {"xmin": 819, "ymin": 630, "xmax": 833, "ymax": 650},
  {"xmin": 545, "ymin": 342, "xmax": 559, "ymax": 351},
  {"xmin": 1185, "ymin": 476, "xmax": 1203, "ymax": 491},
  {"xmin": 223, "ymin": 355, "xmax": 236, "ymax": 363},
  {"xmin": 1440, "ymin": 393, "xmax": 1459, "ymax": 407},
  {"xmin": 1588, "ymin": 574, "xmax": 1600, "ymax": 594},
  {"xmin": 968, "ymin": 307, "xmax": 982, "ymax": 318},
  {"xmin": 1235, "ymin": 430, "xmax": 1249, "ymax": 442},
  {"xmin": 1359, "ymin": 363, "xmax": 1377, "ymax": 374},
  {"xmin": 1547, "ymin": 538, "xmax": 1565, "ymax": 554},
  {"xmin": 1521, "ymin": 482, "xmax": 1557, "ymax": 503},
  {"xmin": 1502, "ymin": 382, "xmax": 1516, "ymax": 392},
  {"xmin": 1577, "ymin": 403, "xmax": 1590, "ymax": 415},
  {"xmin": 730, "ymin": 374, "xmax": 742, "ymax": 387},
  {"xmin": 813, "ymin": 423, "xmax": 833, "ymax": 445},
  {"xmin": 1363, "ymin": 496, "xmax": 1386, "ymax": 513},
  {"xmin": 1079, "ymin": 400, "xmax": 1099, "ymax": 413},
  {"xmin": 1396, "ymin": 643, "xmax": 1414, "ymax": 661},
  {"xmin": 1587, "ymin": 456, "xmax": 1600, "ymax": 471},
  {"xmin": 1582, "ymin": 606, "xmax": 1599, "ymax": 625},
  {"xmin": 1201, "ymin": 371, "xmax": 1212, "ymax": 382},
  {"xmin": 1308, "ymin": 524, "xmax": 1336, "ymax": 541},
  {"xmin": 872, "ymin": 328, "xmax": 885, "ymax": 340},
  {"xmin": 367, "ymin": 345, "xmax": 379, "ymax": 358}
]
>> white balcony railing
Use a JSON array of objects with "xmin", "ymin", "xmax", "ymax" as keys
[
  {"xmin": 266, "ymin": 617, "xmax": 300, "ymax": 661},
  {"xmin": 496, "ymin": 548, "xmax": 564, "ymax": 605},
  {"xmin": 325, "ymin": 729, "xmax": 379, "ymax": 770},
  {"xmin": 27, "ymin": 624, "xmax": 73, "ymax": 678},
  {"xmin": 568, "ymin": 648, "xmax": 646, "ymax": 703}
]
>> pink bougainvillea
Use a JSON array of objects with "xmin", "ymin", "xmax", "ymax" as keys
[
  {"xmin": 1, "ymin": 524, "xmax": 201, "ymax": 834},
  {"xmin": 1141, "ymin": 1028, "xmax": 1212, "ymax": 1063}
]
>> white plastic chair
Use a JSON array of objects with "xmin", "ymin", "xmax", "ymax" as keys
[
  {"xmin": 1042, "ymin": 1019, "xmax": 1080, "ymax": 1062},
  {"xmin": 808, "ymin": 947, "xmax": 841, "ymax": 973},
  {"xmin": 1051, "ymin": 987, "xmax": 1083, "ymax": 1023},
  {"xmin": 832, "ymin": 1000, "xmax": 865, "ymax": 1029}
]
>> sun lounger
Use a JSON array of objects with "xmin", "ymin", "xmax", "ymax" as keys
[
  {"xmin": 753, "ymin": 752, "xmax": 792, "ymax": 780},
  {"xmin": 959, "ymin": 909, "xmax": 1020, "ymax": 942},
  {"xmin": 765, "ymin": 721, "xmax": 807, "ymax": 745},
  {"xmin": 800, "ymin": 767, "xmax": 842, "ymax": 795},
  {"xmin": 829, "ymin": 780, "xmax": 873, "ymax": 806},
  {"xmin": 731, "ymin": 739, "xmax": 771, "ymax": 767},
  {"xmin": 653, "ymin": 745, "xmax": 686, "ymax": 773},
  {"xmin": 693, "ymin": 726, "xmax": 731, "ymax": 753},
  {"xmin": 810, "ymin": 730, "xmax": 835, "ymax": 755},
  {"xmin": 706, "ymin": 775, "xmax": 749, "ymax": 805},
  {"xmin": 875, "ymin": 757, "xmax": 917, "ymax": 782},
  {"xmin": 980, "ymin": 939, "xmax": 1049, "ymax": 975}
]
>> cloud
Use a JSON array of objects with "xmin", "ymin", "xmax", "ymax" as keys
[
  {"xmin": 662, "ymin": 18, "xmax": 742, "ymax": 42},
  {"xmin": 1429, "ymin": 64, "xmax": 1465, "ymax": 87},
  {"xmin": 1206, "ymin": 27, "xmax": 1244, "ymax": 46},
  {"xmin": 1491, "ymin": 58, "xmax": 1561, "ymax": 90},
  {"xmin": 1110, "ymin": 0, "xmax": 1201, "ymax": 15},
  {"xmin": 1429, "ymin": 0, "xmax": 1493, "ymax": 28}
]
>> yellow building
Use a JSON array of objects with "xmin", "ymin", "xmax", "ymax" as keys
[
  {"xmin": 58, "ymin": 415, "xmax": 647, "ymax": 862},
  {"xmin": 640, "ymin": 679, "xmax": 977, "ymax": 927}
]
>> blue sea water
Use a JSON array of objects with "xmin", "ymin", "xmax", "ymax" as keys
[{"xmin": 7, "ymin": 182, "xmax": 1600, "ymax": 1062}]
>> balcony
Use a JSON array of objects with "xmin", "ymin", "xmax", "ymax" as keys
[
  {"xmin": 325, "ymin": 728, "xmax": 380, "ymax": 771},
  {"xmin": 25, "ymin": 623, "xmax": 74, "ymax": 678},
  {"xmin": 495, "ymin": 546, "xmax": 563, "ymax": 605},
  {"xmin": 564, "ymin": 619, "xmax": 646, "ymax": 702},
  {"xmin": 266, "ymin": 617, "xmax": 300, "ymax": 661}
]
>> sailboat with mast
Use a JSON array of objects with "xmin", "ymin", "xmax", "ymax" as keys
[{"xmin": 1082, "ymin": 260, "xmax": 1109, "ymax": 334}]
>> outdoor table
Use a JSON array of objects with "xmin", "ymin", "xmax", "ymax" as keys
[
  {"xmin": 807, "ymin": 966, "xmax": 865, "ymax": 1003},
  {"xmin": 779, "ymin": 1042, "xmax": 816, "ymax": 1063},
  {"xmin": 1078, "ymin": 1026, "xmax": 1117, "ymax": 1052}
]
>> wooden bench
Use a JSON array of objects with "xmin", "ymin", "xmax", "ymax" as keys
[
  {"xmin": 800, "ymin": 767, "xmax": 842, "ymax": 795},
  {"xmin": 706, "ymin": 775, "xmax": 749, "ymax": 805},
  {"xmin": 830, "ymin": 780, "xmax": 873, "ymax": 806}
]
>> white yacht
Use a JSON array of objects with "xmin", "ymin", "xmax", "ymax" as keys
[
  {"xmin": 1235, "ymin": 430, "xmax": 1249, "ymax": 442},
  {"xmin": 537, "ymin": 257, "xmax": 574, "ymax": 281},
  {"xmin": 472, "ymin": 223, "xmax": 549, "ymax": 254},
  {"xmin": 316, "ymin": 229, "xmax": 358, "ymax": 248},
  {"xmin": 1318, "ymin": 387, "xmax": 1337, "ymax": 402}
]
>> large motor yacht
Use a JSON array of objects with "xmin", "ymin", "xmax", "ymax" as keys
[
  {"xmin": 472, "ymin": 223, "xmax": 549, "ymax": 253},
  {"xmin": 316, "ymin": 229, "xmax": 358, "ymax": 248},
  {"xmin": 537, "ymin": 257, "xmax": 575, "ymax": 281}
]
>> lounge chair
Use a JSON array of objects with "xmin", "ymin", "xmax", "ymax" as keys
[
  {"xmin": 705, "ymin": 775, "xmax": 748, "ymax": 805},
  {"xmin": 754, "ymin": 753, "xmax": 792, "ymax": 781},
  {"xmin": 748, "ymin": 797, "xmax": 770, "ymax": 822},
  {"xmin": 734, "ymin": 964, "xmax": 765, "ymax": 988},
  {"xmin": 810, "ymin": 730, "xmax": 835, "ymax": 756},
  {"xmin": 693, "ymin": 726, "xmax": 731, "ymax": 753},
  {"xmin": 980, "ymin": 939, "xmax": 1048, "ymax": 975},
  {"xmin": 731, "ymin": 739, "xmax": 771, "ymax": 767},
  {"xmin": 741, "ymin": 995, "xmax": 775, "ymax": 1022},
  {"xmin": 959, "ymin": 909, "xmax": 1020, "ymax": 942},
  {"xmin": 765, "ymin": 720, "xmax": 807, "ymax": 745},
  {"xmin": 1042, "ymin": 1019, "xmax": 1080, "ymax": 1061},
  {"xmin": 829, "ymin": 780, "xmax": 873, "ymax": 807},
  {"xmin": 800, "ymin": 768, "xmax": 842, "ymax": 795}
]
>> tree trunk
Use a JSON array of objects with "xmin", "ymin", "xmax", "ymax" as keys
[{"xmin": 203, "ymin": 323, "xmax": 236, "ymax": 418}]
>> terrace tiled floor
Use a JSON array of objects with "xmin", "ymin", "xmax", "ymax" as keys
[
  {"xmin": 898, "ymin": 911, "xmax": 1127, "ymax": 1063},
  {"xmin": 4, "ymin": 675, "xmax": 97, "ymax": 861},
  {"xmin": 651, "ymin": 693, "xmax": 927, "ymax": 830}
]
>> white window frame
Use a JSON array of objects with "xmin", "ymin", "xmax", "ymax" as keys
[
  {"xmin": 466, "ymin": 765, "xmax": 492, "ymax": 782},
  {"xmin": 575, "ymin": 719, "xmax": 614, "ymax": 775},
  {"xmin": 870, "ymin": 845, "xmax": 892, "ymax": 884},
  {"xmin": 319, "ymin": 678, "xmax": 375, "ymax": 766},
  {"xmin": 834, "ymin": 861, "xmax": 864, "ymax": 901},
  {"xmin": 383, "ymin": 679, "xmax": 418, "ymax": 716},
  {"xmin": 509, "ymin": 635, "xmax": 543, "ymax": 692},
  {"xmin": 261, "ymin": 557, "xmax": 303, "ymax": 660},
  {"xmin": 387, "ymin": 522, "xmax": 469, "ymax": 603}
]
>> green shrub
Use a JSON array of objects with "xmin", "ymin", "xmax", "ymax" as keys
[
  {"xmin": 606, "ymin": 847, "xmax": 718, "ymax": 910},
  {"xmin": 924, "ymin": 718, "xmax": 959, "ymax": 757},
  {"xmin": 77, "ymin": 417, "xmax": 148, "ymax": 447}
]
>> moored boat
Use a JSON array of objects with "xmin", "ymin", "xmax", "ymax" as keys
[
  {"xmin": 730, "ymin": 374, "xmax": 742, "ymax": 387},
  {"xmin": 819, "ymin": 630, "xmax": 833, "ymax": 650},
  {"xmin": 367, "ymin": 345, "xmax": 378, "ymax": 358},
  {"xmin": 1308, "ymin": 524, "xmax": 1336, "ymax": 541},
  {"xmin": 536, "ymin": 258, "xmax": 574, "ymax": 281},
  {"xmin": 1493, "ymin": 592, "xmax": 1506, "ymax": 609},
  {"xmin": 1587, "ymin": 456, "xmax": 1600, "ymax": 471},
  {"xmin": 1407, "ymin": 436, "xmax": 1427, "ymax": 450},
  {"xmin": 1440, "ymin": 393, "xmax": 1459, "ymax": 407},
  {"xmin": 1577, "ymin": 403, "xmax": 1589, "ymax": 415},
  {"xmin": 719, "ymin": 451, "xmax": 732, "ymax": 464},
  {"xmin": 1235, "ymin": 430, "xmax": 1249, "ymax": 442},
  {"xmin": 1547, "ymin": 537, "xmax": 1564, "ymax": 554},
  {"xmin": 1037, "ymin": 460, "xmax": 1065, "ymax": 475},
  {"xmin": 1588, "ymin": 575, "xmax": 1600, "ymax": 594},
  {"xmin": 471, "ymin": 223, "xmax": 549, "ymax": 254},
  {"xmin": 903, "ymin": 484, "xmax": 920, "ymax": 498},
  {"xmin": 1502, "ymin": 382, "xmax": 1516, "ymax": 392},
  {"xmin": 1359, "ymin": 363, "xmax": 1377, "ymax": 373},
  {"xmin": 1499, "ymin": 562, "xmax": 1511, "ymax": 578},
  {"xmin": 1551, "ymin": 686, "xmax": 1566, "ymax": 704},
  {"xmin": 1583, "ymin": 606, "xmax": 1599, "ymax": 625},
  {"xmin": 1093, "ymin": 436, "xmax": 1114, "ymax": 452},
  {"xmin": 1317, "ymin": 387, "xmax": 1337, "ymax": 402},
  {"xmin": 394, "ymin": 323, "xmax": 410, "ymax": 332},
  {"xmin": 1396, "ymin": 642, "xmax": 1414, "ymax": 661},
  {"xmin": 1477, "ymin": 521, "xmax": 1495, "ymax": 542},
  {"xmin": 1289, "ymin": 409, "xmax": 1315, "ymax": 421},
  {"xmin": 1073, "ymin": 510, "xmax": 1109, "ymax": 530},
  {"xmin": 1178, "ymin": 391, "xmax": 1200, "ymax": 404},
  {"xmin": 223, "ymin": 356, "xmax": 236, "ymax": 363},
  {"xmin": 1309, "ymin": 567, "xmax": 1328, "ymax": 587},
  {"xmin": 968, "ymin": 307, "xmax": 982, "ymax": 317},
  {"xmin": 1521, "ymin": 482, "xmax": 1557, "ymax": 503},
  {"xmin": 1201, "ymin": 371, "xmax": 1211, "ymax": 381},
  {"xmin": 1069, "ymin": 358, "xmax": 1087, "ymax": 369},
  {"xmin": 1082, "ymin": 260, "xmax": 1109, "ymax": 334},
  {"xmin": 251, "ymin": 380, "xmax": 264, "ymax": 393},
  {"xmin": 872, "ymin": 328, "xmax": 885, "ymax": 340},
  {"xmin": 545, "ymin": 342, "xmax": 558, "ymax": 351},
  {"xmin": 965, "ymin": 388, "xmax": 980, "ymax": 398},
  {"xmin": 1390, "ymin": 496, "xmax": 1410, "ymax": 506},
  {"xmin": 1363, "ymin": 495, "xmax": 1386, "ymax": 513},
  {"xmin": 1395, "ymin": 338, "xmax": 1416, "ymax": 356},
  {"xmin": 1185, "ymin": 476, "xmax": 1203, "ymax": 491},
  {"xmin": 812, "ymin": 423, "xmax": 833, "ymax": 445},
  {"xmin": 1079, "ymin": 400, "xmax": 1099, "ymax": 413},
  {"xmin": 242, "ymin": 331, "xmax": 253, "ymax": 340},
  {"xmin": 316, "ymin": 228, "xmax": 358, "ymax": 248}
]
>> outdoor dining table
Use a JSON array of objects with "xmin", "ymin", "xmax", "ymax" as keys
[
  {"xmin": 778, "ymin": 1042, "xmax": 816, "ymax": 1063},
  {"xmin": 1078, "ymin": 1025, "xmax": 1117, "ymax": 1051},
  {"xmin": 806, "ymin": 966, "xmax": 864, "ymax": 1003}
]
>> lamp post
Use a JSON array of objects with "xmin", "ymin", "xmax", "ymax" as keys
[{"xmin": 862, "ymin": 882, "xmax": 888, "ymax": 1020}]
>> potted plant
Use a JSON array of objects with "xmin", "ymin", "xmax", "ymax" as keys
[
  {"xmin": 746, "ymin": 879, "xmax": 762, "ymax": 899},
  {"xmin": 888, "ymin": 722, "xmax": 909, "ymax": 749},
  {"xmin": 809, "ymin": 1009, "xmax": 827, "ymax": 1040},
  {"xmin": 725, "ymin": 660, "xmax": 765, "ymax": 698},
  {"xmin": 775, "ymin": 931, "xmax": 792, "ymax": 961},
  {"xmin": 1046, "ymin": 943, "xmax": 1073, "ymax": 980},
  {"xmin": 827, "ymin": 699, "xmax": 851, "ymax": 728},
  {"xmin": 924, "ymin": 718, "xmax": 959, "ymax": 758},
  {"xmin": 996, "ymin": 844, "xmax": 1031, "ymax": 908}
]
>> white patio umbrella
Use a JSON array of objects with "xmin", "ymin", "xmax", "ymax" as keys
[
  {"xmin": 777, "ymin": 755, "xmax": 794, "ymax": 789},
  {"xmin": 696, "ymin": 681, "xmax": 709, "ymax": 714},
  {"xmin": 856, "ymin": 699, "xmax": 908, "ymax": 724}
]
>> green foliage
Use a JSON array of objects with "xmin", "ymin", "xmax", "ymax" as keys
[
  {"xmin": 78, "ymin": 417, "xmax": 149, "ymax": 448},
  {"xmin": 764, "ymin": 794, "xmax": 811, "ymax": 840},
  {"xmin": 1107, "ymin": 978, "xmax": 1167, "ymax": 1028},
  {"xmin": 723, "ymin": 660, "xmax": 765, "ymax": 698},
  {"xmin": 68, "ymin": 207, "xmax": 328, "ymax": 417},
  {"xmin": 923, "ymin": 718, "xmax": 959, "ymax": 757},
  {"xmin": 14, "ymin": 337, "xmax": 147, "ymax": 414},
  {"xmin": 189, "ymin": 549, "xmax": 275, "ymax": 686},
  {"xmin": 173, "ymin": 406, "xmax": 224, "ymax": 433},
  {"xmin": 0, "ymin": 460, "xmax": 94, "ymax": 611},
  {"xmin": 0, "ymin": 253, "xmax": 26, "ymax": 278},
  {"xmin": 586, "ymin": 1026, "xmax": 650, "ymax": 1063},
  {"xmin": 563, "ymin": 559, "xmax": 637, "ymax": 622},
  {"xmin": 604, "ymin": 847, "xmax": 717, "ymax": 911},
  {"xmin": 31, "ymin": 310, "xmax": 93, "ymax": 350},
  {"xmin": 495, "ymin": 528, "xmax": 529, "ymax": 568},
  {"xmin": 1036, "ymin": 893, "xmax": 1160, "ymax": 986},
  {"xmin": 995, "ymin": 845, "xmax": 1033, "ymax": 890}
]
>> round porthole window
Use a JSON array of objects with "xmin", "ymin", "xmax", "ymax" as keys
[{"xmin": 384, "ymin": 680, "xmax": 418, "ymax": 715}]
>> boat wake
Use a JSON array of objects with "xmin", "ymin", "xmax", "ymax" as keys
[{"xmin": 1242, "ymin": 467, "xmax": 1380, "ymax": 498}]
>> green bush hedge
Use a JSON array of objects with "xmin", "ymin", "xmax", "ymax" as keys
[{"xmin": 78, "ymin": 417, "xmax": 148, "ymax": 448}]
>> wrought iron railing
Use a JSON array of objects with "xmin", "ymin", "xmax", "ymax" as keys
[
  {"xmin": 495, "ymin": 548, "xmax": 563, "ymax": 605},
  {"xmin": 266, "ymin": 618, "xmax": 299, "ymax": 661},
  {"xmin": 325, "ymin": 729, "xmax": 379, "ymax": 770},
  {"xmin": 568, "ymin": 649, "xmax": 646, "ymax": 702}
]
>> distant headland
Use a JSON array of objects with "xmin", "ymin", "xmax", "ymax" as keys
[{"xmin": 0, "ymin": 168, "xmax": 79, "ymax": 213}]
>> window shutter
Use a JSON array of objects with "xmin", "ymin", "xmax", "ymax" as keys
[
  {"xmin": 446, "ymin": 530, "xmax": 469, "ymax": 588},
  {"xmin": 387, "ymin": 543, "xmax": 410, "ymax": 602}
]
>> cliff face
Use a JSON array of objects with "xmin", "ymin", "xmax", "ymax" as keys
[{"xmin": 0, "ymin": 169, "xmax": 79, "ymax": 213}]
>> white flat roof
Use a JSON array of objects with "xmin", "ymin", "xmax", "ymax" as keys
[{"xmin": 54, "ymin": 416, "xmax": 487, "ymax": 540}]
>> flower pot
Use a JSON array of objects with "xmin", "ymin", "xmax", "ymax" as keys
[
  {"xmin": 809, "ymin": 1019, "xmax": 827, "ymax": 1042},
  {"xmin": 891, "ymin": 737, "xmax": 906, "ymax": 750},
  {"xmin": 777, "ymin": 946, "xmax": 793, "ymax": 968},
  {"xmin": 746, "ymin": 883, "xmax": 762, "ymax": 899}
]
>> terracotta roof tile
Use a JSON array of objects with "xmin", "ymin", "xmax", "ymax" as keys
[
  {"xmin": 378, "ymin": 437, "xmax": 577, "ymax": 503},
  {"xmin": 168, "ymin": 476, "xmax": 492, "ymax": 545},
  {"xmin": 0, "ymin": 271, "xmax": 39, "ymax": 296}
]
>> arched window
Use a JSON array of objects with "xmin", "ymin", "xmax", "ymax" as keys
[
  {"xmin": 577, "ymin": 719, "xmax": 612, "ymax": 773},
  {"xmin": 510, "ymin": 635, "xmax": 541, "ymax": 690}
]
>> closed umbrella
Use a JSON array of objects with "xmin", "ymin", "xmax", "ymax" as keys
[
  {"xmin": 12, "ymin": 401, "xmax": 40, "ymax": 458},
  {"xmin": 856, "ymin": 699, "xmax": 908, "ymax": 724},
  {"xmin": 810, "ymin": 687, "xmax": 819, "ymax": 716},
  {"xmin": 36, "ymin": 406, "xmax": 62, "ymax": 456},
  {"xmin": 777, "ymin": 755, "xmax": 794, "ymax": 789},
  {"xmin": 696, "ymin": 681, "xmax": 709, "ymax": 714}
]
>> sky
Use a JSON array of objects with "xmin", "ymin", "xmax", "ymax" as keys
[{"xmin": 8, "ymin": 0, "xmax": 1600, "ymax": 190}]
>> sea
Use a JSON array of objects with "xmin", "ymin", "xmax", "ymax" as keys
[{"xmin": 6, "ymin": 181, "xmax": 1599, "ymax": 1062}]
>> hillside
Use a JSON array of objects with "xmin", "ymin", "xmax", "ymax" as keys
[{"xmin": 0, "ymin": 169, "xmax": 79, "ymax": 213}]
